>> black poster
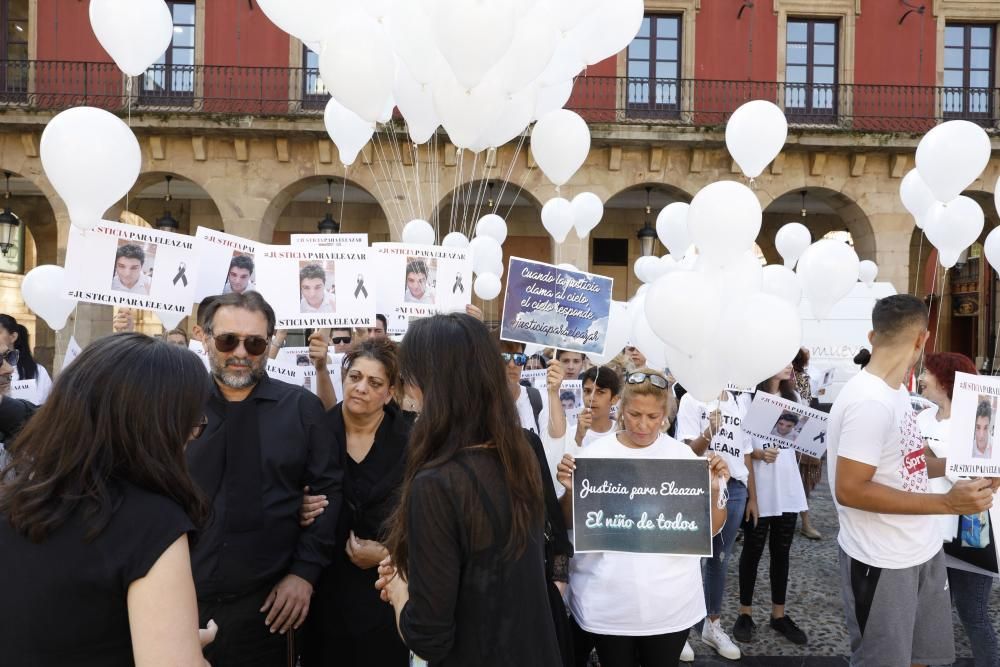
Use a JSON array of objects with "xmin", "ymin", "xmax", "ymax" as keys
[{"xmin": 572, "ymin": 457, "xmax": 713, "ymax": 556}]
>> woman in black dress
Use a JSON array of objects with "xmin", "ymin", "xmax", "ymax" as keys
[
  {"xmin": 377, "ymin": 313, "xmax": 561, "ymax": 666},
  {"xmin": 302, "ymin": 338, "xmax": 411, "ymax": 666},
  {"xmin": 0, "ymin": 333, "xmax": 213, "ymax": 666}
]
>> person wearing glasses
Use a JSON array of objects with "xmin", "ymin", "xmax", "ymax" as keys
[
  {"xmin": 498, "ymin": 337, "xmax": 549, "ymax": 436},
  {"xmin": 556, "ymin": 369, "xmax": 730, "ymax": 667},
  {"xmin": 0, "ymin": 333, "xmax": 216, "ymax": 665},
  {"xmin": 185, "ymin": 291, "xmax": 342, "ymax": 667},
  {"xmin": 330, "ymin": 327, "xmax": 354, "ymax": 355},
  {"xmin": 0, "ymin": 314, "xmax": 52, "ymax": 403}
]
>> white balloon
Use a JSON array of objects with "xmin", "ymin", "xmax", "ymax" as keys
[
  {"xmin": 320, "ymin": 11, "xmax": 395, "ymax": 123},
  {"xmin": 393, "ymin": 68, "xmax": 440, "ymax": 145},
  {"xmin": 587, "ymin": 300, "xmax": 628, "ymax": 365},
  {"xmin": 725, "ymin": 100, "xmax": 788, "ymax": 179},
  {"xmin": 858, "ymin": 260, "xmax": 879, "ymax": 287},
  {"xmin": 687, "ymin": 181, "xmax": 762, "ymax": 268},
  {"xmin": 469, "ymin": 236, "xmax": 503, "ymax": 275},
  {"xmin": 40, "ymin": 107, "xmax": 141, "ymax": 231},
  {"xmin": 924, "ymin": 196, "xmax": 985, "ymax": 269},
  {"xmin": 531, "ymin": 109, "xmax": 591, "ymax": 187},
  {"xmin": 541, "ymin": 197, "xmax": 574, "ymax": 243},
  {"xmin": 537, "ymin": 29, "xmax": 587, "ymax": 86},
  {"xmin": 655, "ymin": 202, "xmax": 691, "ymax": 256},
  {"xmin": 633, "ymin": 256, "xmax": 658, "ymax": 284},
  {"xmin": 628, "ymin": 294, "xmax": 667, "ymax": 370},
  {"xmin": 664, "ymin": 338, "xmax": 728, "ymax": 402},
  {"xmin": 323, "ymin": 98, "xmax": 374, "ymax": 167},
  {"xmin": 722, "ymin": 293, "xmax": 802, "ymax": 388},
  {"xmin": 645, "ymin": 271, "xmax": 722, "ymax": 357},
  {"xmin": 761, "ymin": 264, "xmax": 802, "ymax": 306},
  {"xmin": 156, "ymin": 309, "xmax": 185, "ymax": 331},
  {"xmin": 534, "ymin": 79, "xmax": 574, "ymax": 120},
  {"xmin": 89, "ymin": 0, "xmax": 174, "ymax": 77},
  {"xmin": 774, "ymin": 222, "xmax": 812, "ymax": 268},
  {"xmin": 474, "ymin": 273, "xmax": 502, "ymax": 300},
  {"xmin": 544, "ymin": 0, "xmax": 603, "ymax": 33},
  {"xmin": 256, "ymin": 0, "xmax": 338, "ymax": 45},
  {"xmin": 401, "ymin": 219, "xmax": 436, "ymax": 245},
  {"xmin": 557, "ymin": 263, "xmax": 578, "ymax": 271},
  {"xmin": 985, "ymin": 227, "xmax": 1000, "ymax": 273},
  {"xmin": 433, "ymin": 0, "xmax": 516, "ymax": 89},
  {"xmin": 21, "ymin": 265, "xmax": 76, "ymax": 331},
  {"xmin": 492, "ymin": 261, "xmax": 505, "ymax": 279},
  {"xmin": 576, "ymin": 0, "xmax": 644, "ymax": 66},
  {"xmin": 916, "ymin": 120, "xmax": 991, "ymax": 203},
  {"xmin": 698, "ymin": 251, "xmax": 763, "ymax": 306},
  {"xmin": 491, "ymin": 7, "xmax": 559, "ymax": 95},
  {"xmin": 571, "ymin": 192, "xmax": 603, "ymax": 238},
  {"xmin": 433, "ymin": 74, "xmax": 505, "ymax": 149},
  {"xmin": 388, "ymin": 0, "xmax": 449, "ymax": 85},
  {"xmin": 442, "ymin": 231, "xmax": 470, "ymax": 248},
  {"xmin": 475, "ymin": 214, "xmax": 508, "ymax": 244},
  {"xmin": 476, "ymin": 85, "xmax": 537, "ymax": 149},
  {"xmin": 796, "ymin": 239, "xmax": 861, "ymax": 320},
  {"xmin": 900, "ymin": 169, "xmax": 936, "ymax": 230}
]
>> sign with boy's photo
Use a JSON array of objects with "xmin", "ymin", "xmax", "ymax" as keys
[
  {"xmin": 254, "ymin": 246, "xmax": 376, "ymax": 329},
  {"xmin": 373, "ymin": 243, "xmax": 473, "ymax": 320},
  {"xmin": 742, "ymin": 392, "xmax": 829, "ymax": 458},
  {"xmin": 290, "ymin": 233, "xmax": 368, "ymax": 248},
  {"xmin": 947, "ymin": 372, "xmax": 1000, "ymax": 477},
  {"xmin": 193, "ymin": 227, "xmax": 259, "ymax": 302},
  {"xmin": 64, "ymin": 220, "xmax": 197, "ymax": 315},
  {"xmin": 572, "ymin": 457, "xmax": 712, "ymax": 556}
]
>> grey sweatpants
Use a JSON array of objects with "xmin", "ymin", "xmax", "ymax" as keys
[{"xmin": 839, "ymin": 547, "xmax": 955, "ymax": 667}]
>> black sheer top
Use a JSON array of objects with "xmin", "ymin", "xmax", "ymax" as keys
[{"xmin": 399, "ymin": 448, "xmax": 562, "ymax": 666}]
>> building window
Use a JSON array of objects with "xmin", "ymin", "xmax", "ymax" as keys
[
  {"xmin": 626, "ymin": 15, "xmax": 681, "ymax": 118},
  {"xmin": 0, "ymin": 0, "xmax": 28, "ymax": 95},
  {"xmin": 592, "ymin": 238, "xmax": 629, "ymax": 266},
  {"xmin": 944, "ymin": 24, "xmax": 995, "ymax": 121},
  {"xmin": 785, "ymin": 19, "xmax": 838, "ymax": 122},
  {"xmin": 141, "ymin": 1, "xmax": 195, "ymax": 103},
  {"xmin": 302, "ymin": 45, "xmax": 327, "ymax": 110}
]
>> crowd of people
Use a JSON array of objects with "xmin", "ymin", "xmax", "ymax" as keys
[{"xmin": 0, "ymin": 293, "xmax": 997, "ymax": 667}]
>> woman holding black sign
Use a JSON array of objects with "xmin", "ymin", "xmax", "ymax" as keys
[{"xmin": 556, "ymin": 368, "xmax": 730, "ymax": 667}]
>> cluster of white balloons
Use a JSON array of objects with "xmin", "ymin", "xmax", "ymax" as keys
[
  {"xmin": 900, "ymin": 120, "xmax": 992, "ymax": 268},
  {"xmin": 541, "ymin": 191, "xmax": 605, "ymax": 243},
  {"xmin": 255, "ymin": 0, "xmax": 642, "ymax": 161}
]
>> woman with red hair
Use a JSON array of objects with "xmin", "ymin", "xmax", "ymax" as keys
[{"xmin": 918, "ymin": 352, "xmax": 999, "ymax": 667}]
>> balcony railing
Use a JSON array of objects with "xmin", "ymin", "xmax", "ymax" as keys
[{"xmin": 0, "ymin": 60, "xmax": 993, "ymax": 135}]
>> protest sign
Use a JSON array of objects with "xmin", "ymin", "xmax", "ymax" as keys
[
  {"xmin": 725, "ymin": 383, "xmax": 754, "ymax": 395},
  {"xmin": 743, "ymin": 392, "xmax": 829, "ymax": 458},
  {"xmin": 255, "ymin": 246, "xmax": 376, "ymax": 329},
  {"xmin": 10, "ymin": 379, "xmax": 38, "ymax": 403},
  {"xmin": 810, "ymin": 367, "xmax": 836, "ymax": 398},
  {"xmin": 520, "ymin": 368, "xmax": 547, "ymax": 391},
  {"xmin": 301, "ymin": 353, "xmax": 345, "ymax": 402},
  {"xmin": 559, "ymin": 380, "xmax": 584, "ymax": 417},
  {"xmin": 193, "ymin": 227, "xmax": 259, "ymax": 302},
  {"xmin": 500, "ymin": 257, "xmax": 613, "ymax": 356},
  {"xmin": 62, "ymin": 336, "xmax": 82, "ymax": 373},
  {"xmin": 572, "ymin": 457, "xmax": 712, "ymax": 555},
  {"xmin": 266, "ymin": 359, "xmax": 303, "ymax": 386},
  {"xmin": 291, "ymin": 233, "xmax": 368, "ymax": 248},
  {"xmin": 64, "ymin": 220, "xmax": 197, "ymax": 315},
  {"xmin": 947, "ymin": 373, "xmax": 1000, "ymax": 477},
  {"xmin": 373, "ymin": 243, "xmax": 472, "ymax": 319}
]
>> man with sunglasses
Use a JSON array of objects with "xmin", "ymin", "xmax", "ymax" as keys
[
  {"xmin": 330, "ymin": 327, "xmax": 353, "ymax": 354},
  {"xmin": 186, "ymin": 291, "xmax": 342, "ymax": 667}
]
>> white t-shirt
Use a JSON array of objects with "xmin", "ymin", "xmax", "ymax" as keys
[
  {"xmin": 749, "ymin": 433, "xmax": 808, "ymax": 517},
  {"xmin": 110, "ymin": 273, "xmax": 151, "ymax": 295},
  {"xmin": 676, "ymin": 392, "xmax": 751, "ymax": 484},
  {"xmin": 514, "ymin": 385, "xmax": 548, "ymax": 436},
  {"xmin": 569, "ymin": 432, "xmax": 707, "ymax": 636},
  {"xmin": 13, "ymin": 365, "xmax": 52, "ymax": 404},
  {"xmin": 917, "ymin": 405, "xmax": 959, "ymax": 543},
  {"xmin": 828, "ymin": 369, "xmax": 939, "ymax": 569}
]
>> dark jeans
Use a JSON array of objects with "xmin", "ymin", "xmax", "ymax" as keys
[
  {"xmin": 948, "ymin": 567, "xmax": 1000, "ymax": 667},
  {"xmin": 704, "ymin": 479, "xmax": 748, "ymax": 617},
  {"xmin": 739, "ymin": 511, "xmax": 798, "ymax": 607},
  {"xmin": 199, "ymin": 583, "xmax": 290, "ymax": 667}
]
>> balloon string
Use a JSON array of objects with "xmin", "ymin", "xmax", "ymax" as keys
[
  {"xmin": 412, "ymin": 142, "xmax": 422, "ymax": 224},
  {"xmin": 934, "ymin": 267, "xmax": 946, "ymax": 353},
  {"xmin": 340, "ymin": 165, "xmax": 347, "ymax": 232},
  {"xmin": 125, "ymin": 75, "xmax": 133, "ymax": 218},
  {"xmin": 493, "ymin": 130, "xmax": 528, "ymax": 215},
  {"xmin": 914, "ymin": 229, "xmax": 925, "ymax": 296}
]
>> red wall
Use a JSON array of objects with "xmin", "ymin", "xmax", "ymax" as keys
[
  {"xmin": 695, "ymin": 0, "xmax": 777, "ymax": 81},
  {"xmin": 37, "ymin": 0, "xmax": 111, "ymax": 62},
  {"xmin": 205, "ymin": 2, "xmax": 289, "ymax": 67}
]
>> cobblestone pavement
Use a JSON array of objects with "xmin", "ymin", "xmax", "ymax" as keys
[{"xmin": 686, "ymin": 473, "xmax": 998, "ymax": 666}]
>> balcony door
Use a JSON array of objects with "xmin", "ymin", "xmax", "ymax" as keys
[
  {"xmin": 944, "ymin": 24, "xmax": 995, "ymax": 124},
  {"xmin": 626, "ymin": 15, "xmax": 681, "ymax": 119},
  {"xmin": 785, "ymin": 19, "xmax": 838, "ymax": 123},
  {"xmin": 140, "ymin": 1, "xmax": 195, "ymax": 105}
]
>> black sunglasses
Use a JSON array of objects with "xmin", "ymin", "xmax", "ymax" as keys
[
  {"xmin": 210, "ymin": 332, "xmax": 270, "ymax": 356},
  {"xmin": 191, "ymin": 416, "xmax": 209, "ymax": 439},
  {"xmin": 331, "ymin": 336, "xmax": 352, "ymax": 345},
  {"xmin": 626, "ymin": 372, "xmax": 669, "ymax": 390},
  {"xmin": 0, "ymin": 349, "xmax": 19, "ymax": 367},
  {"xmin": 501, "ymin": 352, "xmax": 529, "ymax": 367}
]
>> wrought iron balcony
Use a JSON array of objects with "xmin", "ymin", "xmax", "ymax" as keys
[{"xmin": 0, "ymin": 60, "xmax": 992, "ymax": 135}]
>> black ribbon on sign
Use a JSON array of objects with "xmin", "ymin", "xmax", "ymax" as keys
[
  {"xmin": 354, "ymin": 274, "xmax": 369, "ymax": 298},
  {"xmin": 452, "ymin": 273, "xmax": 464, "ymax": 294},
  {"xmin": 173, "ymin": 262, "xmax": 188, "ymax": 287},
  {"xmin": 813, "ymin": 431, "xmax": 826, "ymax": 445}
]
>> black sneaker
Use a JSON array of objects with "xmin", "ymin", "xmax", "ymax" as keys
[
  {"xmin": 732, "ymin": 613, "xmax": 756, "ymax": 642},
  {"xmin": 770, "ymin": 615, "xmax": 808, "ymax": 645}
]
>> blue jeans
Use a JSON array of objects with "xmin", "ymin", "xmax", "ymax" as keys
[
  {"xmin": 703, "ymin": 478, "xmax": 748, "ymax": 617},
  {"xmin": 948, "ymin": 567, "xmax": 1000, "ymax": 667}
]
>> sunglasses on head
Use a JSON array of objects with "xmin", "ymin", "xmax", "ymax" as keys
[
  {"xmin": 626, "ymin": 372, "xmax": 669, "ymax": 390},
  {"xmin": 209, "ymin": 332, "xmax": 270, "ymax": 356},
  {"xmin": 331, "ymin": 336, "xmax": 352, "ymax": 345},
  {"xmin": 0, "ymin": 349, "xmax": 19, "ymax": 367},
  {"xmin": 501, "ymin": 352, "xmax": 529, "ymax": 367}
]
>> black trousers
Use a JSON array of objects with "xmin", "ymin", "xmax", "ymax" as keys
[
  {"xmin": 199, "ymin": 583, "xmax": 291, "ymax": 667},
  {"xmin": 739, "ymin": 511, "xmax": 798, "ymax": 607},
  {"xmin": 571, "ymin": 617, "xmax": 688, "ymax": 667},
  {"xmin": 300, "ymin": 618, "xmax": 409, "ymax": 667}
]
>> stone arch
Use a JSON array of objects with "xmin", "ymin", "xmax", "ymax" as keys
[
  {"xmin": 122, "ymin": 171, "xmax": 226, "ymax": 235},
  {"xmin": 760, "ymin": 187, "xmax": 876, "ymax": 265},
  {"xmin": 263, "ymin": 175, "xmax": 391, "ymax": 244},
  {"xmin": 430, "ymin": 178, "xmax": 545, "ymax": 243}
]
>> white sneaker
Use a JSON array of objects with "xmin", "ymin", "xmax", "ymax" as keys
[
  {"xmin": 679, "ymin": 640, "xmax": 694, "ymax": 662},
  {"xmin": 701, "ymin": 618, "xmax": 742, "ymax": 660}
]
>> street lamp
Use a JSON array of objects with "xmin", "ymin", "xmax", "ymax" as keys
[
  {"xmin": 318, "ymin": 178, "xmax": 340, "ymax": 234},
  {"xmin": 155, "ymin": 175, "xmax": 179, "ymax": 232},
  {"xmin": 636, "ymin": 186, "xmax": 657, "ymax": 257},
  {"xmin": 0, "ymin": 172, "xmax": 20, "ymax": 257}
]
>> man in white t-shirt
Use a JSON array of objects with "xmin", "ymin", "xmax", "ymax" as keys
[
  {"xmin": 828, "ymin": 294, "xmax": 995, "ymax": 666},
  {"xmin": 497, "ymin": 336, "xmax": 552, "ymax": 436}
]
